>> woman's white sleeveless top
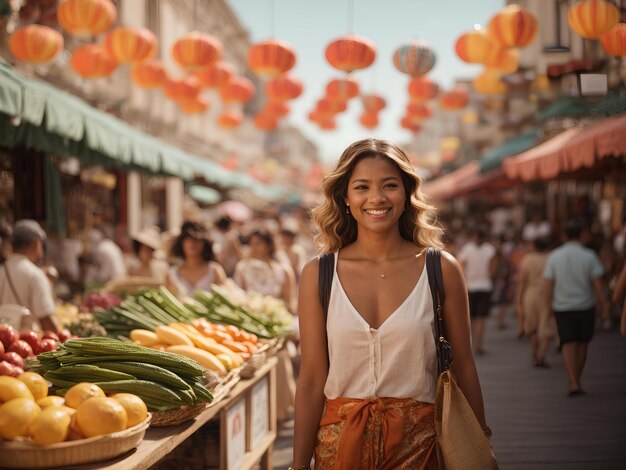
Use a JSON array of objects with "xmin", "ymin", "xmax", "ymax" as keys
[{"xmin": 323, "ymin": 252, "xmax": 438, "ymax": 403}]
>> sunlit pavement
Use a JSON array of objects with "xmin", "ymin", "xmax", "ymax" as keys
[{"xmin": 272, "ymin": 315, "xmax": 626, "ymax": 470}]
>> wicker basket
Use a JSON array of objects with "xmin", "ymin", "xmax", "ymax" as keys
[
  {"xmin": 0, "ymin": 413, "xmax": 151, "ymax": 468},
  {"xmin": 150, "ymin": 402, "xmax": 208, "ymax": 427},
  {"xmin": 206, "ymin": 368, "xmax": 241, "ymax": 407},
  {"xmin": 240, "ymin": 350, "xmax": 268, "ymax": 379}
]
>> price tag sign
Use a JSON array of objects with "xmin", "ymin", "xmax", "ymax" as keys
[
  {"xmin": 250, "ymin": 377, "xmax": 269, "ymax": 448},
  {"xmin": 226, "ymin": 398, "xmax": 246, "ymax": 470}
]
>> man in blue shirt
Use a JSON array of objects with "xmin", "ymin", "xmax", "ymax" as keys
[{"xmin": 544, "ymin": 219, "xmax": 608, "ymax": 397}]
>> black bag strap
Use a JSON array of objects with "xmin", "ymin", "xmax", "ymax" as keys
[
  {"xmin": 426, "ymin": 247, "xmax": 453, "ymax": 375},
  {"xmin": 318, "ymin": 253, "xmax": 334, "ymax": 317}
]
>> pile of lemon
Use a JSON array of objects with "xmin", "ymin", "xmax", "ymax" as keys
[{"xmin": 0, "ymin": 375, "xmax": 147, "ymax": 446}]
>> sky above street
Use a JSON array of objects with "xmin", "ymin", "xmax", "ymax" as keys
[{"xmin": 228, "ymin": 0, "xmax": 505, "ymax": 162}]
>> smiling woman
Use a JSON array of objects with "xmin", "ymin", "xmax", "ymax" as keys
[{"xmin": 292, "ymin": 138, "xmax": 492, "ymax": 470}]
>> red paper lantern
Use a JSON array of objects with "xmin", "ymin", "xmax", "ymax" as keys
[
  {"xmin": 488, "ymin": 4, "xmax": 538, "ymax": 48},
  {"xmin": 473, "ymin": 70, "xmax": 506, "ymax": 95},
  {"xmin": 455, "ymin": 29, "xmax": 491, "ymax": 64},
  {"xmin": 220, "ymin": 77, "xmax": 256, "ymax": 104},
  {"xmin": 57, "ymin": 0, "xmax": 116, "ymax": 37},
  {"xmin": 308, "ymin": 110, "xmax": 327, "ymax": 122},
  {"xmin": 317, "ymin": 99, "xmax": 347, "ymax": 114},
  {"xmin": 359, "ymin": 112, "xmax": 379, "ymax": 129},
  {"xmin": 164, "ymin": 77, "xmax": 201, "ymax": 102},
  {"xmin": 179, "ymin": 95, "xmax": 209, "ymax": 114},
  {"xmin": 406, "ymin": 103, "xmax": 433, "ymax": 119},
  {"xmin": 440, "ymin": 88, "xmax": 469, "ymax": 110},
  {"xmin": 172, "ymin": 32, "xmax": 222, "ymax": 70},
  {"xmin": 9, "ymin": 25, "xmax": 63, "ymax": 64},
  {"xmin": 408, "ymin": 77, "xmax": 439, "ymax": 102},
  {"xmin": 193, "ymin": 62, "xmax": 234, "ymax": 88},
  {"xmin": 326, "ymin": 78, "xmax": 360, "ymax": 101},
  {"xmin": 254, "ymin": 113, "xmax": 278, "ymax": 131},
  {"xmin": 248, "ymin": 39, "xmax": 296, "ymax": 77},
  {"xmin": 263, "ymin": 101, "xmax": 290, "ymax": 117},
  {"xmin": 104, "ymin": 27, "xmax": 156, "ymax": 63},
  {"xmin": 393, "ymin": 41, "xmax": 436, "ymax": 77},
  {"xmin": 568, "ymin": 0, "xmax": 619, "ymax": 40},
  {"xmin": 132, "ymin": 59, "xmax": 167, "ymax": 89},
  {"xmin": 600, "ymin": 23, "xmax": 626, "ymax": 56},
  {"xmin": 218, "ymin": 110, "xmax": 243, "ymax": 129},
  {"xmin": 362, "ymin": 94, "xmax": 386, "ymax": 112},
  {"xmin": 266, "ymin": 74, "xmax": 303, "ymax": 101},
  {"xmin": 401, "ymin": 117, "xmax": 422, "ymax": 133},
  {"xmin": 318, "ymin": 119, "xmax": 337, "ymax": 130},
  {"xmin": 483, "ymin": 47, "xmax": 518, "ymax": 74},
  {"xmin": 70, "ymin": 44, "xmax": 117, "ymax": 78},
  {"xmin": 325, "ymin": 35, "xmax": 376, "ymax": 73}
]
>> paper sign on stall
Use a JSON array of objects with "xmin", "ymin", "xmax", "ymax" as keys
[
  {"xmin": 226, "ymin": 399, "xmax": 246, "ymax": 470},
  {"xmin": 250, "ymin": 377, "xmax": 269, "ymax": 448}
]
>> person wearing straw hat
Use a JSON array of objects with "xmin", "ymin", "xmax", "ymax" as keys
[{"xmin": 128, "ymin": 226, "xmax": 167, "ymax": 282}]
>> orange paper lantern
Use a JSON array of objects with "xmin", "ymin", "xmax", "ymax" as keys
[
  {"xmin": 172, "ymin": 32, "xmax": 222, "ymax": 70},
  {"xmin": 408, "ymin": 77, "xmax": 439, "ymax": 102},
  {"xmin": 406, "ymin": 103, "xmax": 433, "ymax": 119},
  {"xmin": 488, "ymin": 5, "xmax": 538, "ymax": 48},
  {"xmin": 57, "ymin": 0, "xmax": 116, "ymax": 37},
  {"xmin": 359, "ymin": 112, "xmax": 379, "ymax": 129},
  {"xmin": 179, "ymin": 95, "xmax": 209, "ymax": 114},
  {"xmin": 393, "ymin": 41, "xmax": 436, "ymax": 77},
  {"xmin": 325, "ymin": 35, "xmax": 376, "ymax": 73},
  {"xmin": 248, "ymin": 40, "xmax": 296, "ymax": 77},
  {"xmin": 220, "ymin": 76, "xmax": 256, "ymax": 104},
  {"xmin": 194, "ymin": 62, "xmax": 234, "ymax": 88},
  {"xmin": 318, "ymin": 119, "xmax": 337, "ymax": 130},
  {"xmin": 317, "ymin": 99, "xmax": 347, "ymax": 114},
  {"xmin": 263, "ymin": 101, "xmax": 290, "ymax": 117},
  {"xmin": 308, "ymin": 110, "xmax": 328, "ymax": 122},
  {"xmin": 401, "ymin": 117, "xmax": 422, "ymax": 133},
  {"xmin": 568, "ymin": 0, "xmax": 619, "ymax": 40},
  {"xmin": 483, "ymin": 47, "xmax": 518, "ymax": 74},
  {"xmin": 104, "ymin": 27, "xmax": 156, "ymax": 63},
  {"xmin": 266, "ymin": 74, "xmax": 303, "ymax": 101},
  {"xmin": 70, "ymin": 44, "xmax": 117, "ymax": 78},
  {"xmin": 326, "ymin": 78, "xmax": 360, "ymax": 101},
  {"xmin": 473, "ymin": 70, "xmax": 507, "ymax": 95},
  {"xmin": 440, "ymin": 88, "xmax": 469, "ymax": 110},
  {"xmin": 362, "ymin": 94, "xmax": 386, "ymax": 111},
  {"xmin": 9, "ymin": 25, "xmax": 63, "ymax": 64},
  {"xmin": 218, "ymin": 110, "xmax": 243, "ymax": 129},
  {"xmin": 132, "ymin": 59, "xmax": 167, "ymax": 88},
  {"xmin": 455, "ymin": 29, "xmax": 491, "ymax": 64},
  {"xmin": 600, "ymin": 23, "xmax": 626, "ymax": 56},
  {"xmin": 253, "ymin": 113, "xmax": 278, "ymax": 131},
  {"xmin": 164, "ymin": 77, "xmax": 201, "ymax": 102}
]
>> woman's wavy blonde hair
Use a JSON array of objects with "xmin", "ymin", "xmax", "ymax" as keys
[{"xmin": 312, "ymin": 138, "xmax": 444, "ymax": 253}]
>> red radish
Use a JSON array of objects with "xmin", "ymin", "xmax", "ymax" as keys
[
  {"xmin": 0, "ymin": 360, "xmax": 15, "ymax": 376},
  {"xmin": 19, "ymin": 331, "xmax": 40, "ymax": 351},
  {"xmin": 57, "ymin": 329, "xmax": 71, "ymax": 342},
  {"xmin": 0, "ymin": 324, "xmax": 16, "ymax": 349},
  {"xmin": 0, "ymin": 341, "xmax": 4, "ymax": 356},
  {"xmin": 8, "ymin": 340, "xmax": 33, "ymax": 358},
  {"xmin": 42, "ymin": 331, "xmax": 60, "ymax": 342},
  {"xmin": 9, "ymin": 366, "xmax": 24, "ymax": 377},
  {"xmin": 3, "ymin": 352, "xmax": 24, "ymax": 368},
  {"xmin": 39, "ymin": 339, "xmax": 58, "ymax": 352}
]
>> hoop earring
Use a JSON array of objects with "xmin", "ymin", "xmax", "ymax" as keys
[{"xmin": 345, "ymin": 206, "xmax": 350, "ymax": 214}]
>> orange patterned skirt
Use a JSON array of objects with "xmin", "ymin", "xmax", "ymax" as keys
[{"xmin": 314, "ymin": 397, "xmax": 439, "ymax": 470}]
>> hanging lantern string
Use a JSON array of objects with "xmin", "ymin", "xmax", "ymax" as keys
[
  {"xmin": 270, "ymin": 0, "xmax": 276, "ymax": 38},
  {"xmin": 347, "ymin": 0, "xmax": 354, "ymax": 34}
]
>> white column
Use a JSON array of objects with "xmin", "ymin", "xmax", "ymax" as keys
[
  {"xmin": 166, "ymin": 177, "xmax": 184, "ymax": 233},
  {"xmin": 127, "ymin": 171, "xmax": 142, "ymax": 236}
]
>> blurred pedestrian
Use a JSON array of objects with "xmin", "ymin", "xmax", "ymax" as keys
[
  {"xmin": 491, "ymin": 235, "xmax": 514, "ymax": 330},
  {"xmin": 0, "ymin": 219, "xmax": 59, "ymax": 332},
  {"xmin": 522, "ymin": 211, "xmax": 550, "ymax": 242},
  {"xmin": 166, "ymin": 221, "xmax": 226, "ymax": 297},
  {"xmin": 212, "ymin": 216, "xmax": 242, "ymax": 277},
  {"xmin": 128, "ymin": 226, "xmax": 168, "ymax": 282},
  {"xmin": 84, "ymin": 229, "xmax": 127, "ymax": 286},
  {"xmin": 458, "ymin": 228, "xmax": 496, "ymax": 355},
  {"xmin": 293, "ymin": 139, "xmax": 490, "ymax": 469},
  {"xmin": 611, "ymin": 263, "xmax": 626, "ymax": 337},
  {"xmin": 516, "ymin": 237, "xmax": 552, "ymax": 367},
  {"xmin": 544, "ymin": 219, "xmax": 609, "ymax": 396},
  {"xmin": 279, "ymin": 227, "xmax": 307, "ymax": 283}
]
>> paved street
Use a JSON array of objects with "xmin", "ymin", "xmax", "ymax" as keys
[{"xmin": 273, "ymin": 318, "xmax": 626, "ymax": 469}]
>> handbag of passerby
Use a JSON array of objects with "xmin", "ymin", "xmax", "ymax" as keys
[{"xmin": 291, "ymin": 138, "xmax": 495, "ymax": 470}]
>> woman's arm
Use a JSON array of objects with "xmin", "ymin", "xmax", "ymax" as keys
[
  {"xmin": 211, "ymin": 262, "xmax": 228, "ymax": 285},
  {"xmin": 440, "ymin": 251, "xmax": 487, "ymax": 429},
  {"xmin": 293, "ymin": 258, "xmax": 328, "ymax": 468}
]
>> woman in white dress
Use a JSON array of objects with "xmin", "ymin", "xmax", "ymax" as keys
[{"xmin": 166, "ymin": 221, "xmax": 226, "ymax": 297}]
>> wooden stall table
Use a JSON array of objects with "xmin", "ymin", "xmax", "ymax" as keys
[{"xmin": 71, "ymin": 356, "xmax": 278, "ymax": 470}]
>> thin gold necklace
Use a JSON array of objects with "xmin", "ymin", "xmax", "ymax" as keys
[{"xmin": 377, "ymin": 252, "xmax": 422, "ymax": 279}]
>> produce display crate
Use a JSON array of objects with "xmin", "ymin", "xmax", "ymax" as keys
[{"xmin": 0, "ymin": 414, "xmax": 151, "ymax": 468}]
